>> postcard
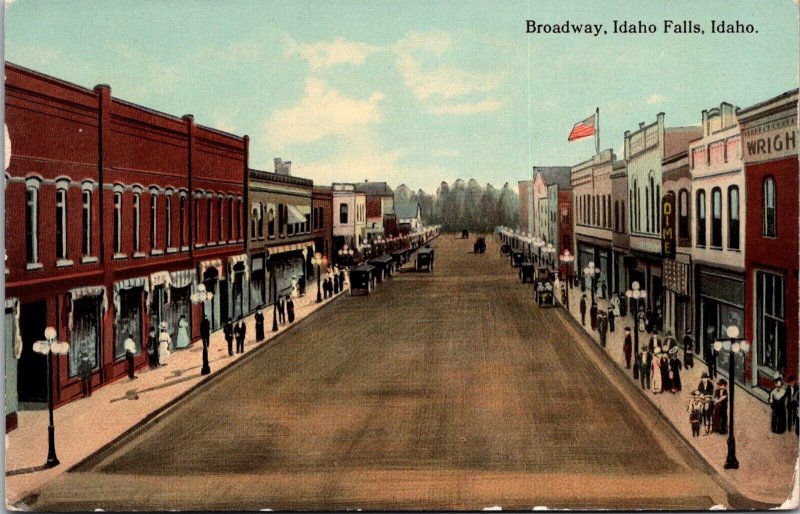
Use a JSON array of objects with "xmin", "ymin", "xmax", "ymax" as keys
[{"xmin": 3, "ymin": 0, "xmax": 799, "ymax": 510}]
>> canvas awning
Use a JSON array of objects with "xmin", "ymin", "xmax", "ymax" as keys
[
  {"xmin": 287, "ymin": 205, "xmax": 306, "ymax": 224},
  {"xmin": 113, "ymin": 277, "xmax": 149, "ymax": 317},
  {"xmin": 199, "ymin": 258, "xmax": 224, "ymax": 279},
  {"xmin": 267, "ymin": 242, "xmax": 312, "ymax": 257},
  {"xmin": 250, "ymin": 202, "xmax": 262, "ymax": 220},
  {"xmin": 170, "ymin": 269, "xmax": 195, "ymax": 289},
  {"xmin": 4, "ymin": 297, "xmax": 22, "ymax": 359},
  {"xmin": 149, "ymin": 271, "xmax": 172, "ymax": 306},
  {"xmin": 228, "ymin": 253, "xmax": 250, "ymax": 281}
]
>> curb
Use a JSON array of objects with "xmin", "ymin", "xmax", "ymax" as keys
[{"xmin": 552, "ymin": 297, "xmax": 774, "ymax": 510}]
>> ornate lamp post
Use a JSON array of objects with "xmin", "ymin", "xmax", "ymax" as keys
[
  {"xmin": 32, "ymin": 327, "xmax": 70, "ymax": 468},
  {"xmin": 190, "ymin": 283, "xmax": 214, "ymax": 375},
  {"xmin": 714, "ymin": 324, "xmax": 749, "ymax": 470},
  {"xmin": 625, "ymin": 281, "xmax": 646, "ymax": 380},
  {"xmin": 312, "ymin": 252, "xmax": 325, "ymax": 303},
  {"xmin": 583, "ymin": 261, "xmax": 600, "ymax": 303},
  {"xmin": 532, "ymin": 237, "xmax": 544, "ymax": 265},
  {"xmin": 559, "ymin": 249, "xmax": 575, "ymax": 308},
  {"xmin": 543, "ymin": 243, "xmax": 556, "ymax": 270},
  {"xmin": 338, "ymin": 244, "xmax": 354, "ymax": 266}
]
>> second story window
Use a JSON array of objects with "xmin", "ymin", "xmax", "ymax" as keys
[
  {"xmin": 763, "ymin": 177, "xmax": 776, "ymax": 238},
  {"xmin": 113, "ymin": 191, "xmax": 122, "ymax": 254},
  {"xmin": 55, "ymin": 189, "xmax": 67, "ymax": 260},
  {"xmin": 165, "ymin": 194, "xmax": 173, "ymax": 248},
  {"xmin": 340, "ymin": 203, "xmax": 348, "ymax": 224},
  {"xmin": 179, "ymin": 194, "xmax": 186, "ymax": 247},
  {"xmin": 711, "ymin": 187, "xmax": 722, "ymax": 248},
  {"xmin": 206, "ymin": 196, "xmax": 212, "ymax": 242},
  {"xmin": 82, "ymin": 189, "xmax": 92, "ymax": 256},
  {"xmin": 133, "ymin": 193, "xmax": 141, "ymax": 252},
  {"xmin": 678, "ymin": 189, "xmax": 689, "ymax": 240},
  {"xmin": 150, "ymin": 194, "xmax": 158, "ymax": 250},
  {"xmin": 268, "ymin": 206, "xmax": 275, "ymax": 238},
  {"xmin": 227, "ymin": 198, "xmax": 233, "ymax": 241},
  {"xmin": 25, "ymin": 186, "xmax": 39, "ymax": 264},
  {"xmin": 728, "ymin": 186, "xmax": 740, "ymax": 250},
  {"xmin": 217, "ymin": 197, "xmax": 223, "ymax": 244},
  {"xmin": 258, "ymin": 203, "xmax": 264, "ymax": 238},
  {"xmin": 696, "ymin": 189, "xmax": 706, "ymax": 247}
]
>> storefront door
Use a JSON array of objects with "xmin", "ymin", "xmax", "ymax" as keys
[
  {"xmin": 117, "ymin": 288, "xmax": 143, "ymax": 361},
  {"xmin": 17, "ymin": 300, "xmax": 47, "ymax": 404},
  {"xmin": 70, "ymin": 297, "xmax": 101, "ymax": 381}
]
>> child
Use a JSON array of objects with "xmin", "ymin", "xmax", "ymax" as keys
[{"xmin": 688, "ymin": 391, "xmax": 703, "ymax": 437}]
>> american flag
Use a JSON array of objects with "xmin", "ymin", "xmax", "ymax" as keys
[{"xmin": 568, "ymin": 113, "xmax": 596, "ymax": 142}]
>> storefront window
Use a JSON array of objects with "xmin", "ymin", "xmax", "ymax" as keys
[
  {"xmin": 757, "ymin": 271, "xmax": 785, "ymax": 374},
  {"xmin": 116, "ymin": 288, "xmax": 142, "ymax": 359},
  {"xmin": 70, "ymin": 297, "xmax": 100, "ymax": 377},
  {"xmin": 250, "ymin": 256, "xmax": 266, "ymax": 308}
]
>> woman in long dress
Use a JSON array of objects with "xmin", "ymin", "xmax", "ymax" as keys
[
  {"xmin": 158, "ymin": 322, "xmax": 172, "ymax": 366},
  {"xmin": 712, "ymin": 379, "xmax": 728, "ymax": 434},
  {"xmin": 651, "ymin": 348, "xmax": 663, "ymax": 394},
  {"xmin": 175, "ymin": 315, "xmax": 190, "ymax": 349},
  {"xmin": 770, "ymin": 377, "xmax": 788, "ymax": 434}
]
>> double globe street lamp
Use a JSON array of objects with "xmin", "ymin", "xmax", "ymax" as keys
[
  {"xmin": 583, "ymin": 261, "xmax": 600, "ymax": 303},
  {"xmin": 338, "ymin": 244, "xmax": 354, "ymax": 266},
  {"xmin": 32, "ymin": 327, "xmax": 70, "ymax": 468},
  {"xmin": 625, "ymin": 281, "xmax": 646, "ymax": 380},
  {"xmin": 559, "ymin": 249, "xmax": 576, "ymax": 308},
  {"xmin": 543, "ymin": 243, "xmax": 556, "ymax": 269},
  {"xmin": 714, "ymin": 324, "xmax": 750, "ymax": 470},
  {"xmin": 311, "ymin": 252, "xmax": 326, "ymax": 303},
  {"xmin": 190, "ymin": 283, "xmax": 214, "ymax": 375}
]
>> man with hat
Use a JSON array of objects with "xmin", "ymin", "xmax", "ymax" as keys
[
  {"xmin": 712, "ymin": 378, "xmax": 729, "ymax": 434},
  {"xmin": 622, "ymin": 327, "xmax": 633, "ymax": 369},
  {"xmin": 607, "ymin": 305, "xmax": 616, "ymax": 333},
  {"xmin": 638, "ymin": 347, "xmax": 651, "ymax": 390},
  {"xmin": 688, "ymin": 390, "xmax": 704, "ymax": 437},
  {"xmin": 697, "ymin": 372, "xmax": 713, "ymax": 396},
  {"xmin": 648, "ymin": 329, "xmax": 661, "ymax": 354},
  {"xmin": 668, "ymin": 346, "xmax": 682, "ymax": 393},
  {"xmin": 704, "ymin": 326, "xmax": 718, "ymax": 378},
  {"xmin": 663, "ymin": 329, "xmax": 677, "ymax": 351},
  {"xmin": 597, "ymin": 309, "xmax": 608, "ymax": 348},
  {"xmin": 579, "ymin": 294, "xmax": 587, "ymax": 326},
  {"xmin": 590, "ymin": 301, "xmax": 598, "ymax": 331},
  {"xmin": 682, "ymin": 328, "xmax": 694, "ymax": 369},
  {"xmin": 787, "ymin": 375, "xmax": 799, "ymax": 435}
]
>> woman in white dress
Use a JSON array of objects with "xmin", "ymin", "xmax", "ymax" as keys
[
  {"xmin": 158, "ymin": 322, "xmax": 172, "ymax": 366},
  {"xmin": 175, "ymin": 315, "xmax": 190, "ymax": 349},
  {"xmin": 651, "ymin": 347, "xmax": 663, "ymax": 393}
]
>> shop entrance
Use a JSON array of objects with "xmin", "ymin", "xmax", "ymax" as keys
[{"xmin": 17, "ymin": 300, "xmax": 47, "ymax": 405}]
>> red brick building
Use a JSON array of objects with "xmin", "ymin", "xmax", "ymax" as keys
[
  {"xmin": 4, "ymin": 62, "xmax": 247, "ymax": 422},
  {"xmin": 557, "ymin": 189, "xmax": 573, "ymax": 278},
  {"xmin": 312, "ymin": 185, "xmax": 333, "ymax": 262},
  {"xmin": 739, "ymin": 89, "xmax": 798, "ymax": 392}
]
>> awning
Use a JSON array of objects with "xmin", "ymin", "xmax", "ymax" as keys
[
  {"xmin": 228, "ymin": 253, "xmax": 250, "ymax": 281},
  {"xmin": 268, "ymin": 242, "xmax": 312, "ymax": 257},
  {"xmin": 170, "ymin": 269, "xmax": 195, "ymax": 289},
  {"xmin": 266, "ymin": 204, "xmax": 275, "ymax": 222},
  {"xmin": 113, "ymin": 277, "xmax": 149, "ymax": 317},
  {"xmin": 287, "ymin": 204, "xmax": 306, "ymax": 224},
  {"xmin": 68, "ymin": 285, "xmax": 108, "ymax": 332},
  {"xmin": 4, "ymin": 297, "xmax": 22, "ymax": 359},
  {"xmin": 149, "ymin": 271, "xmax": 172, "ymax": 306},
  {"xmin": 251, "ymin": 202, "xmax": 262, "ymax": 220},
  {"xmin": 297, "ymin": 204, "xmax": 311, "ymax": 215},
  {"xmin": 199, "ymin": 258, "xmax": 224, "ymax": 279}
]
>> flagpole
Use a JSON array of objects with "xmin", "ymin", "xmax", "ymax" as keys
[{"xmin": 595, "ymin": 107, "xmax": 600, "ymax": 156}]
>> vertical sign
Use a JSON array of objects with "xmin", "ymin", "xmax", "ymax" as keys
[{"xmin": 661, "ymin": 192, "xmax": 676, "ymax": 259}]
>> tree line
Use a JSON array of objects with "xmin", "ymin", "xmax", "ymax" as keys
[{"xmin": 394, "ymin": 179, "xmax": 519, "ymax": 233}]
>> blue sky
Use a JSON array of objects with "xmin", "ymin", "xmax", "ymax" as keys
[{"xmin": 4, "ymin": 0, "xmax": 798, "ymax": 193}]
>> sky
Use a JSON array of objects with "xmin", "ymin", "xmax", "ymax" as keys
[{"xmin": 4, "ymin": 0, "xmax": 798, "ymax": 193}]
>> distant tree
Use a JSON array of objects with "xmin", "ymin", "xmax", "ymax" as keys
[
  {"xmin": 417, "ymin": 189, "xmax": 434, "ymax": 222},
  {"xmin": 497, "ymin": 182, "xmax": 520, "ymax": 229},
  {"xmin": 394, "ymin": 184, "xmax": 412, "ymax": 205}
]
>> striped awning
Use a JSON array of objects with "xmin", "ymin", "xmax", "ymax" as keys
[
  {"xmin": 199, "ymin": 258, "xmax": 224, "ymax": 279},
  {"xmin": 228, "ymin": 253, "xmax": 250, "ymax": 281},
  {"xmin": 170, "ymin": 269, "xmax": 195, "ymax": 289},
  {"xmin": 113, "ymin": 277, "xmax": 149, "ymax": 317},
  {"xmin": 4, "ymin": 297, "xmax": 22, "ymax": 359},
  {"xmin": 267, "ymin": 242, "xmax": 312, "ymax": 257}
]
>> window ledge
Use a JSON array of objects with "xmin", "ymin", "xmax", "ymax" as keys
[
  {"xmin": 206, "ymin": 242, "xmax": 217, "ymax": 247},
  {"xmin": 56, "ymin": 259, "xmax": 74, "ymax": 268},
  {"xmin": 151, "ymin": 249, "xmax": 164, "ymax": 256},
  {"xmin": 81, "ymin": 256, "xmax": 99, "ymax": 264},
  {"xmin": 133, "ymin": 252, "xmax": 146, "ymax": 258},
  {"xmin": 25, "ymin": 262, "xmax": 44, "ymax": 271},
  {"xmin": 166, "ymin": 247, "xmax": 179, "ymax": 254},
  {"xmin": 728, "ymin": 248, "xmax": 741, "ymax": 253},
  {"xmin": 195, "ymin": 243, "xmax": 205, "ymax": 248},
  {"xmin": 709, "ymin": 246, "xmax": 723, "ymax": 251},
  {"xmin": 181, "ymin": 246, "xmax": 190, "ymax": 252},
  {"xmin": 113, "ymin": 253, "xmax": 127, "ymax": 260},
  {"xmin": 228, "ymin": 240, "xmax": 237, "ymax": 245}
]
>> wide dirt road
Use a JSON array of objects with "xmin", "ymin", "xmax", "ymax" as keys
[{"xmin": 25, "ymin": 236, "xmax": 735, "ymax": 510}]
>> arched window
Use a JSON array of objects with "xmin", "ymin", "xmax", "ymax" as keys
[
  {"xmin": 696, "ymin": 189, "xmax": 706, "ymax": 247},
  {"xmin": 217, "ymin": 196, "xmax": 224, "ymax": 244},
  {"xmin": 114, "ymin": 191, "xmax": 123, "ymax": 254},
  {"xmin": 55, "ymin": 188, "xmax": 68, "ymax": 260},
  {"xmin": 179, "ymin": 193, "xmax": 186, "ymax": 248},
  {"xmin": 340, "ymin": 203, "xmax": 349, "ymax": 224},
  {"xmin": 82, "ymin": 188, "xmax": 92, "ymax": 256},
  {"xmin": 655, "ymin": 185, "xmax": 660, "ymax": 233},
  {"xmin": 645, "ymin": 185, "xmax": 650, "ymax": 232},
  {"xmin": 165, "ymin": 193, "xmax": 173, "ymax": 248},
  {"xmin": 728, "ymin": 186, "xmax": 740, "ymax": 250},
  {"xmin": 257, "ymin": 203, "xmax": 264, "ymax": 238},
  {"xmin": 150, "ymin": 193, "xmax": 158, "ymax": 250},
  {"xmin": 763, "ymin": 177, "xmax": 776, "ymax": 237},
  {"xmin": 678, "ymin": 189, "xmax": 689, "ymax": 240},
  {"xmin": 133, "ymin": 192, "xmax": 141, "ymax": 252},
  {"xmin": 711, "ymin": 187, "xmax": 722, "ymax": 248}
]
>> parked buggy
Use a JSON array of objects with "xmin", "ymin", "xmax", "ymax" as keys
[
  {"xmin": 511, "ymin": 249, "xmax": 525, "ymax": 267},
  {"xmin": 416, "ymin": 247, "xmax": 435, "ymax": 271},
  {"xmin": 461, "ymin": 229, "xmax": 469, "ymax": 239},
  {"xmin": 474, "ymin": 237, "xmax": 486, "ymax": 253},
  {"xmin": 520, "ymin": 262, "xmax": 534, "ymax": 283},
  {"xmin": 500, "ymin": 243, "xmax": 511, "ymax": 256}
]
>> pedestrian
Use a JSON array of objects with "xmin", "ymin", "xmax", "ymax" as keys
[
  {"xmin": 668, "ymin": 346, "xmax": 682, "ymax": 393},
  {"xmin": 235, "ymin": 320, "xmax": 246, "ymax": 354},
  {"xmin": 158, "ymin": 322, "xmax": 171, "ymax": 366},
  {"xmin": 704, "ymin": 337, "xmax": 718, "ymax": 379},
  {"xmin": 333, "ymin": 273, "xmax": 340, "ymax": 294},
  {"xmin": 277, "ymin": 296, "xmax": 286, "ymax": 324},
  {"xmin": 702, "ymin": 394, "xmax": 714, "ymax": 435},
  {"xmin": 254, "ymin": 310, "xmax": 265, "ymax": 341},
  {"xmin": 579, "ymin": 294, "xmax": 587, "ymax": 326},
  {"xmin": 697, "ymin": 372, "xmax": 713, "ymax": 396},
  {"xmin": 607, "ymin": 306, "xmax": 616, "ymax": 333},
  {"xmin": 682, "ymin": 328, "xmax": 694, "ymax": 369},
  {"xmin": 651, "ymin": 347, "xmax": 663, "ymax": 394},
  {"xmin": 600, "ymin": 279, "xmax": 607, "ymax": 299},
  {"xmin": 338, "ymin": 270, "xmax": 346, "ymax": 290},
  {"xmin": 589, "ymin": 301, "xmax": 598, "ymax": 331},
  {"xmin": 78, "ymin": 352, "xmax": 93, "ymax": 397},
  {"xmin": 124, "ymin": 336, "xmax": 137, "ymax": 380},
  {"xmin": 291, "ymin": 275, "xmax": 299, "ymax": 298},
  {"xmin": 622, "ymin": 327, "xmax": 632, "ymax": 369},
  {"xmin": 224, "ymin": 318, "xmax": 234, "ymax": 356},
  {"xmin": 769, "ymin": 376, "xmax": 788, "ymax": 434},
  {"xmin": 147, "ymin": 327, "xmax": 159, "ymax": 369},
  {"xmin": 660, "ymin": 350, "xmax": 672, "ymax": 393},
  {"xmin": 688, "ymin": 391, "xmax": 704, "ymax": 438},
  {"xmin": 639, "ymin": 348, "xmax": 651, "ymax": 390},
  {"xmin": 175, "ymin": 314, "xmax": 190, "ymax": 349},
  {"xmin": 286, "ymin": 296, "xmax": 295, "ymax": 323},
  {"xmin": 663, "ymin": 330, "xmax": 677, "ymax": 351},
  {"xmin": 712, "ymin": 379, "xmax": 729, "ymax": 434},
  {"xmin": 644, "ymin": 309, "xmax": 654, "ymax": 334},
  {"xmin": 610, "ymin": 294, "xmax": 621, "ymax": 318},
  {"xmin": 201, "ymin": 314, "xmax": 211, "ymax": 351},
  {"xmin": 637, "ymin": 306, "xmax": 646, "ymax": 333},
  {"xmin": 787, "ymin": 376, "xmax": 799, "ymax": 435},
  {"xmin": 325, "ymin": 277, "xmax": 333, "ymax": 298},
  {"xmin": 597, "ymin": 310, "xmax": 608, "ymax": 348},
  {"xmin": 648, "ymin": 330, "xmax": 661, "ymax": 354},
  {"xmin": 299, "ymin": 275, "xmax": 306, "ymax": 297}
]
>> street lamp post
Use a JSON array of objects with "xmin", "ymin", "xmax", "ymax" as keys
[
  {"xmin": 32, "ymin": 327, "xmax": 70, "ymax": 468},
  {"xmin": 583, "ymin": 261, "xmax": 599, "ymax": 304},
  {"xmin": 714, "ymin": 325, "xmax": 750, "ymax": 470},
  {"xmin": 560, "ymin": 249, "xmax": 575, "ymax": 309},
  {"xmin": 625, "ymin": 281, "xmax": 646, "ymax": 380},
  {"xmin": 543, "ymin": 243, "xmax": 556, "ymax": 270},
  {"xmin": 312, "ymin": 252, "xmax": 325, "ymax": 303},
  {"xmin": 532, "ymin": 237, "xmax": 544, "ymax": 265},
  {"xmin": 190, "ymin": 284, "xmax": 214, "ymax": 375}
]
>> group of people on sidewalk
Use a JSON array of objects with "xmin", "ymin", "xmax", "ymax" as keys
[
  {"xmin": 687, "ymin": 373, "xmax": 729, "ymax": 437},
  {"xmin": 322, "ymin": 268, "xmax": 347, "ymax": 299}
]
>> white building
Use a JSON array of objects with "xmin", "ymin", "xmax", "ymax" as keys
[{"xmin": 332, "ymin": 183, "xmax": 367, "ymax": 253}]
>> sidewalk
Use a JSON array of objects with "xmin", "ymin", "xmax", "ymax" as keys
[
  {"xmin": 5, "ymin": 277, "xmax": 349, "ymax": 507},
  {"xmin": 555, "ymin": 279, "xmax": 798, "ymax": 506}
]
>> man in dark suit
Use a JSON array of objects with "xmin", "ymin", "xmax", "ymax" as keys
[
  {"xmin": 224, "ymin": 318, "xmax": 234, "ymax": 356},
  {"xmin": 579, "ymin": 294, "xmax": 587, "ymax": 326},
  {"xmin": 235, "ymin": 320, "xmax": 246, "ymax": 354},
  {"xmin": 277, "ymin": 296, "xmax": 286, "ymax": 324}
]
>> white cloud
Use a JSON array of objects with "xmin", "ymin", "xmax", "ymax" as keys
[
  {"xmin": 646, "ymin": 94, "xmax": 666, "ymax": 105},
  {"xmin": 285, "ymin": 36, "xmax": 380, "ymax": 71},
  {"xmin": 428, "ymin": 99, "xmax": 503, "ymax": 116},
  {"xmin": 265, "ymin": 78, "xmax": 384, "ymax": 147}
]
